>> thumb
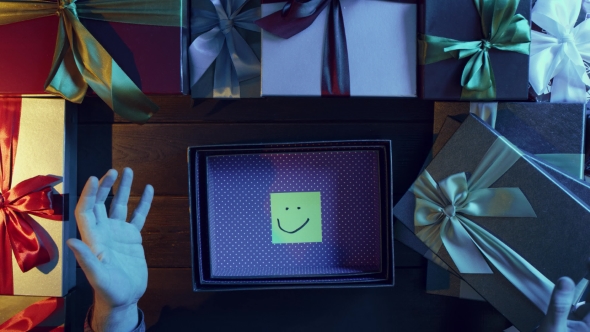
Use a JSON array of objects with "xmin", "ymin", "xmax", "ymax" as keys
[
  {"xmin": 540, "ymin": 277, "xmax": 575, "ymax": 332},
  {"xmin": 66, "ymin": 238, "xmax": 103, "ymax": 286}
]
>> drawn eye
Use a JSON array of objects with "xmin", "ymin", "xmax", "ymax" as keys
[
  {"xmin": 297, "ymin": 207, "xmax": 301, "ymax": 209},
  {"xmin": 285, "ymin": 207, "xmax": 289, "ymax": 210}
]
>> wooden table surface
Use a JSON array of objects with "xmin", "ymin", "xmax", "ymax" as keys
[{"xmin": 71, "ymin": 96, "xmax": 511, "ymax": 331}]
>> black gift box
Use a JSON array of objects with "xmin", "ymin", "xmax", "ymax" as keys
[
  {"xmin": 419, "ymin": 0, "xmax": 531, "ymax": 100},
  {"xmin": 188, "ymin": 141, "xmax": 394, "ymax": 291},
  {"xmin": 394, "ymin": 115, "xmax": 590, "ymax": 331}
]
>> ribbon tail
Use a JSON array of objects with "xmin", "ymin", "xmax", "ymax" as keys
[
  {"xmin": 226, "ymin": 29, "xmax": 260, "ymax": 82},
  {"xmin": 5, "ymin": 209, "xmax": 51, "ymax": 273},
  {"xmin": 550, "ymin": 61, "xmax": 588, "ymax": 103},
  {"xmin": 321, "ymin": 0, "xmax": 349, "ymax": 97},
  {"xmin": 0, "ymin": 217, "xmax": 13, "ymax": 294},
  {"xmin": 461, "ymin": 217, "xmax": 554, "ymax": 313},
  {"xmin": 469, "ymin": 102, "xmax": 497, "ymax": 128},
  {"xmin": 213, "ymin": 45, "xmax": 240, "ymax": 98},
  {"xmin": 44, "ymin": 15, "xmax": 88, "ymax": 104},
  {"xmin": 62, "ymin": 11, "xmax": 157, "ymax": 123},
  {"xmin": 441, "ymin": 216, "xmax": 493, "ymax": 274},
  {"xmin": 460, "ymin": 51, "xmax": 496, "ymax": 100},
  {"xmin": 0, "ymin": 297, "xmax": 63, "ymax": 331}
]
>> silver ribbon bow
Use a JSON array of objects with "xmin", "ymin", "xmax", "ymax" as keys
[
  {"xmin": 529, "ymin": 0, "xmax": 590, "ymax": 102},
  {"xmin": 190, "ymin": 0, "xmax": 261, "ymax": 98}
]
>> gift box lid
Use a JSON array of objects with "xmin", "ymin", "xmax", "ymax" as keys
[{"xmin": 395, "ymin": 114, "xmax": 590, "ymax": 331}]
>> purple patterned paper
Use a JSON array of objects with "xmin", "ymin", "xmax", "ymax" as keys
[{"xmin": 206, "ymin": 150, "xmax": 382, "ymax": 278}]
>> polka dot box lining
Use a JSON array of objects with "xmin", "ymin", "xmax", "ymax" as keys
[{"xmin": 189, "ymin": 141, "xmax": 394, "ymax": 289}]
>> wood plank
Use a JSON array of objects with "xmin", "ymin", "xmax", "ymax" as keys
[
  {"xmin": 77, "ymin": 95, "xmax": 434, "ymax": 124},
  {"xmin": 78, "ymin": 123, "xmax": 433, "ymax": 196},
  {"xmin": 73, "ymin": 268, "xmax": 510, "ymax": 331}
]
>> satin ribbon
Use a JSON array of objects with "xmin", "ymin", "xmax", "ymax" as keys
[
  {"xmin": 470, "ymin": 102, "xmax": 585, "ymax": 179},
  {"xmin": 190, "ymin": 0, "xmax": 261, "ymax": 98},
  {"xmin": 0, "ymin": 98, "xmax": 62, "ymax": 295},
  {"xmin": 0, "ymin": 297, "xmax": 64, "ymax": 331},
  {"xmin": 412, "ymin": 136, "xmax": 558, "ymax": 312},
  {"xmin": 256, "ymin": 0, "xmax": 350, "ymax": 96},
  {"xmin": 529, "ymin": 0, "xmax": 590, "ymax": 103},
  {"xmin": 0, "ymin": 0, "xmax": 183, "ymax": 123},
  {"xmin": 419, "ymin": 0, "xmax": 531, "ymax": 99}
]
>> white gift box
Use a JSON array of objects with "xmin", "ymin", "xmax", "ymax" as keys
[
  {"xmin": 2, "ymin": 97, "xmax": 77, "ymax": 297},
  {"xmin": 260, "ymin": 0, "xmax": 417, "ymax": 97}
]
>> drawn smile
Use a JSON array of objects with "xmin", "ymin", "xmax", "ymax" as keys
[{"xmin": 277, "ymin": 218, "xmax": 310, "ymax": 234}]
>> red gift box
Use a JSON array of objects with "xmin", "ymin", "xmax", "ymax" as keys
[{"xmin": 0, "ymin": 0, "xmax": 188, "ymax": 122}]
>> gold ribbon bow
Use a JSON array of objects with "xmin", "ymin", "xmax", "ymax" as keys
[
  {"xmin": 0, "ymin": 0, "xmax": 183, "ymax": 123},
  {"xmin": 412, "ymin": 136, "xmax": 557, "ymax": 312}
]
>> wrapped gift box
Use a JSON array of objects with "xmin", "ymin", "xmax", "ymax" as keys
[
  {"xmin": 528, "ymin": 0, "xmax": 590, "ymax": 103},
  {"xmin": 419, "ymin": 0, "xmax": 531, "ymax": 100},
  {"xmin": 189, "ymin": 141, "xmax": 394, "ymax": 291},
  {"xmin": 394, "ymin": 115, "xmax": 590, "ymax": 331},
  {"xmin": 190, "ymin": 0, "xmax": 261, "ymax": 98},
  {"xmin": 0, "ymin": 294, "xmax": 72, "ymax": 330},
  {"xmin": 258, "ymin": 0, "xmax": 416, "ymax": 97},
  {"xmin": 0, "ymin": 1, "xmax": 188, "ymax": 121},
  {"xmin": 425, "ymin": 115, "xmax": 590, "ymax": 302},
  {"xmin": 0, "ymin": 97, "xmax": 77, "ymax": 297}
]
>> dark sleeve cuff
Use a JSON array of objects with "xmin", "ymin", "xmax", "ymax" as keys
[{"xmin": 83, "ymin": 305, "xmax": 145, "ymax": 332}]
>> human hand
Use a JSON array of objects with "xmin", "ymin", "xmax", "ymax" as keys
[
  {"xmin": 67, "ymin": 168, "xmax": 153, "ymax": 332},
  {"xmin": 538, "ymin": 275, "xmax": 590, "ymax": 332}
]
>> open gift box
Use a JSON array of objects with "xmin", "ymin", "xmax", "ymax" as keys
[{"xmin": 188, "ymin": 141, "xmax": 393, "ymax": 291}]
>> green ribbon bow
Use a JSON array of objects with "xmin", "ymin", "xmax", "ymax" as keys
[
  {"xmin": 0, "ymin": 0, "xmax": 183, "ymax": 123},
  {"xmin": 412, "ymin": 137, "xmax": 556, "ymax": 312},
  {"xmin": 418, "ymin": 0, "xmax": 531, "ymax": 99}
]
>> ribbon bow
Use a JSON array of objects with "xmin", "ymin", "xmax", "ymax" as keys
[
  {"xmin": 190, "ymin": 0, "xmax": 261, "ymax": 98},
  {"xmin": 0, "ymin": 0, "xmax": 182, "ymax": 123},
  {"xmin": 0, "ymin": 98, "xmax": 62, "ymax": 295},
  {"xmin": 412, "ymin": 136, "xmax": 557, "ymax": 312},
  {"xmin": 256, "ymin": 0, "xmax": 350, "ymax": 96},
  {"xmin": 529, "ymin": 0, "xmax": 590, "ymax": 103},
  {"xmin": 419, "ymin": 0, "xmax": 531, "ymax": 99}
]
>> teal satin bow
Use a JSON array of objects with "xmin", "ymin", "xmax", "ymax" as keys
[
  {"xmin": 419, "ymin": 0, "xmax": 531, "ymax": 99},
  {"xmin": 412, "ymin": 136, "xmax": 557, "ymax": 312},
  {"xmin": 189, "ymin": 0, "xmax": 261, "ymax": 98}
]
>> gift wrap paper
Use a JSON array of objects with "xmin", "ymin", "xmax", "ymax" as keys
[
  {"xmin": 260, "ymin": 0, "xmax": 417, "ymax": 97},
  {"xmin": 394, "ymin": 115, "xmax": 590, "ymax": 331},
  {"xmin": 4, "ymin": 98, "xmax": 77, "ymax": 297}
]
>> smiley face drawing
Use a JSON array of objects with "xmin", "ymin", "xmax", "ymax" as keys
[{"xmin": 270, "ymin": 192, "xmax": 322, "ymax": 244}]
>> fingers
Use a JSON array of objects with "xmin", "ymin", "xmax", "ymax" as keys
[
  {"xmin": 109, "ymin": 168, "xmax": 133, "ymax": 221},
  {"xmin": 540, "ymin": 277, "xmax": 575, "ymax": 332},
  {"xmin": 130, "ymin": 184, "xmax": 154, "ymax": 231},
  {"xmin": 95, "ymin": 169, "xmax": 118, "ymax": 222},
  {"xmin": 75, "ymin": 176, "xmax": 99, "ymax": 241},
  {"xmin": 66, "ymin": 238, "xmax": 104, "ymax": 287}
]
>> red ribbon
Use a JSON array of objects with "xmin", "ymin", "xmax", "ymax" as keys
[
  {"xmin": 0, "ymin": 297, "xmax": 65, "ymax": 332},
  {"xmin": 0, "ymin": 97, "xmax": 62, "ymax": 295}
]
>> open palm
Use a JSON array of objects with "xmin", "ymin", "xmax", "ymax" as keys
[{"xmin": 67, "ymin": 168, "xmax": 153, "ymax": 310}]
